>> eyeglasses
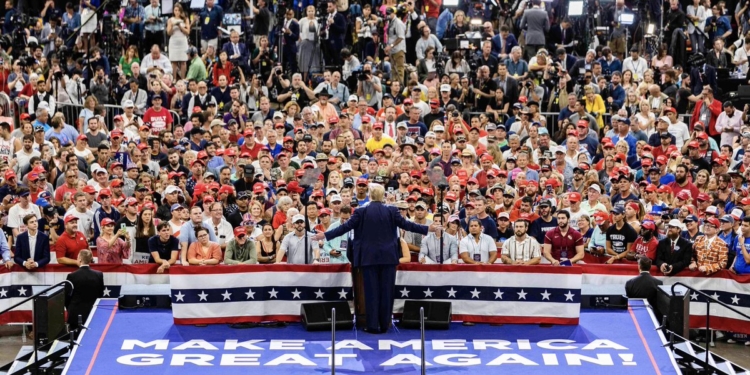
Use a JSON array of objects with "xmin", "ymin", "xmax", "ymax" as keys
[{"xmin": 198, "ymin": 233, "xmax": 209, "ymax": 238}]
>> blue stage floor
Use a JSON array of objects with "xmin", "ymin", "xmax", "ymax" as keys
[{"xmin": 62, "ymin": 299, "xmax": 679, "ymax": 375}]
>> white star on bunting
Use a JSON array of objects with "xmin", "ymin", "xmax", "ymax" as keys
[
  {"xmin": 731, "ymin": 295, "xmax": 740, "ymax": 305},
  {"xmin": 0, "ymin": 288, "xmax": 7, "ymax": 298},
  {"xmin": 494, "ymin": 289, "xmax": 504, "ymax": 299},
  {"xmin": 17, "ymin": 287, "xmax": 27, "ymax": 296},
  {"xmin": 400, "ymin": 288, "xmax": 410, "ymax": 298},
  {"xmin": 222, "ymin": 290, "xmax": 232, "ymax": 301},
  {"xmin": 292, "ymin": 289, "xmax": 302, "ymax": 299},
  {"xmin": 314, "ymin": 289, "xmax": 325, "ymax": 299},
  {"xmin": 711, "ymin": 293, "xmax": 720, "ymax": 301},
  {"xmin": 541, "ymin": 290, "xmax": 551, "ymax": 300},
  {"xmin": 102, "ymin": 288, "xmax": 111, "ymax": 297},
  {"xmin": 691, "ymin": 293, "xmax": 698, "ymax": 301},
  {"xmin": 446, "ymin": 288, "xmax": 457, "ymax": 298},
  {"xmin": 517, "ymin": 289, "xmax": 527, "ymax": 300},
  {"xmin": 564, "ymin": 291, "xmax": 575, "ymax": 301},
  {"xmin": 245, "ymin": 289, "xmax": 255, "ymax": 300},
  {"xmin": 470, "ymin": 288, "xmax": 481, "ymax": 299},
  {"xmin": 338, "ymin": 289, "xmax": 348, "ymax": 299},
  {"xmin": 174, "ymin": 292, "xmax": 185, "ymax": 302},
  {"xmin": 198, "ymin": 291, "xmax": 208, "ymax": 301},
  {"xmin": 423, "ymin": 288, "xmax": 433, "ymax": 298},
  {"xmin": 268, "ymin": 288, "xmax": 279, "ymax": 299}
]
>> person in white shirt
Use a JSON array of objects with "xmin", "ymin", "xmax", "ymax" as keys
[
  {"xmin": 665, "ymin": 107, "xmax": 690, "ymax": 148},
  {"xmin": 203, "ymin": 202, "xmax": 234, "ymax": 250},
  {"xmin": 733, "ymin": 36, "xmax": 750, "ymax": 74},
  {"xmin": 140, "ymin": 45, "xmax": 174, "ymax": 76},
  {"xmin": 7, "ymin": 189, "xmax": 42, "ymax": 239},
  {"xmin": 459, "ymin": 218, "xmax": 498, "ymax": 264},
  {"xmin": 66, "ymin": 192, "xmax": 95, "ymax": 241},
  {"xmin": 500, "ymin": 218, "xmax": 541, "ymax": 265},
  {"xmin": 341, "ymin": 49, "xmax": 361, "ymax": 81},
  {"xmin": 622, "ymin": 46, "xmax": 648, "ymax": 80}
]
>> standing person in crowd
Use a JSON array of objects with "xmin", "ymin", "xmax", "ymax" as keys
[
  {"xmin": 64, "ymin": 249, "xmax": 104, "ymax": 334},
  {"xmin": 167, "ymin": 3, "xmax": 191, "ymax": 79},
  {"xmin": 149, "ymin": 222, "xmax": 180, "ymax": 273},
  {"xmin": 199, "ymin": 0, "xmax": 223, "ymax": 52},
  {"xmin": 96, "ymin": 218, "xmax": 131, "ymax": 264},
  {"xmin": 656, "ymin": 219, "xmax": 694, "ymax": 275},
  {"xmin": 14, "ymin": 215, "xmax": 50, "ymax": 270},
  {"xmin": 543, "ymin": 210, "xmax": 585, "ymax": 265}
]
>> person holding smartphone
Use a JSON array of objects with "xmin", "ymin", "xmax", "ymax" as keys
[{"xmin": 655, "ymin": 219, "xmax": 694, "ymax": 275}]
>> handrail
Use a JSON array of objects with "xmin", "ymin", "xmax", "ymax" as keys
[
  {"xmin": 0, "ymin": 280, "xmax": 72, "ymax": 317},
  {"xmin": 670, "ymin": 281, "xmax": 750, "ymax": 371},
  {"xmin": 670, "ymin": 282, "xmax": 750, "ymax": 322}
]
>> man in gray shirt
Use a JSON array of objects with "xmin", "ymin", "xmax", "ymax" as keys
[
  {"xmin": 278, "ymin": 214, "xmax": 320, "ymax": 264},
  {"xmin": 419, "ymin": 215, "xmax": 458, "ymax": 263}
]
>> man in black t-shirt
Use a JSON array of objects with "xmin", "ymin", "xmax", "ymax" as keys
[
  {"xmin": 473, "ymin": 65, "xmax": 497, "ymax": 111},
  {"xmin": 148, "ymin": 222, "xmax": 180, "ymax": 273},
  {"xmin": 251, "ymin": 0, "xmax": 272, "ymax": 45},
  {"xmin": 496, "ymin": 212, "xmax": 514, "ymax": 244},
  {"xmin": 606, "ymin": 206, "xmax": 638, "ymax": 262}
]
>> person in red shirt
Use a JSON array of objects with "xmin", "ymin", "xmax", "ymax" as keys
[
  {"xmin": 667, "ymin": 164, "xmax": 700, "ymax": 199},
  {"xmin": 631, "ymin": 220, "xmax": 658, "ymax": 261},
  {"xmin": 543, "ymin": 210, "xmax": 585, "ymax": 265},
  {"xmin": 240, "ymin": 129, "xmax": 264, "ymax": 159},
  {"xmin": 54, "ymin": 170, "xmax": 81, "ymax": 205},
  {"xmin": 142, "ymin": 95, "xmax": 173, "ymax": 136},
  {"xmin": 55, "ymin": 215, "xmax": 90, "ymax": 266}
]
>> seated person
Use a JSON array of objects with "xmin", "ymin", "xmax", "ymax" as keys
[
  {"xmin": 224, "ymin": 227, "xmax": 258, "ymax": 264},
  {"xmin": 458, "ymin": 218, "xmax": 498, "ymax": 264},
  {"xmin": 148, "ymin": 222, "xmax": 180, "ymax": 273},
  {"xmin": 689, "ymin": 217, "xmax": 728, "ymax": 275},
  {"xmin": 187, "ymin": 227, "xmax": 222, "ymax": 266}
]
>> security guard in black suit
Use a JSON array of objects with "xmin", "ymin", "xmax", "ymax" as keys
[
  {"xmin": 625, "ymin": 257, "xmax": 664, "ymax": 314},
  {"xmin": 65, "ymin": 250, "xmax": 105, "ymax": 334}
]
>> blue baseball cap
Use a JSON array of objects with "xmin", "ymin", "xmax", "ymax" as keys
[
  {"xmin": 35, "ymin": 198, "xmax": 50, "ymax": 207},
  {"xmin": 611, "ymin": 206, "xmax": 625, "ymax": 214},
  {"xmin": 170, "ymin": 203, "xmax": 185, "ymax": 212},
  {"xmin": 684, "ymin": 214, "xmax": 699, "ymax": 222}
]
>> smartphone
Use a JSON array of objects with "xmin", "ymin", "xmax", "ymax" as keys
[{"xmin": 120, "ymin": 223, "xmax": 126, "ymax": 230}]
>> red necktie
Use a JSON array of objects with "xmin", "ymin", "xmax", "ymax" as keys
[{"xmin": 389, "ymin": 124, "xmax": 394, "ymax": 137}]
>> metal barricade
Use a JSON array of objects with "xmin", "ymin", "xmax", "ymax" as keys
[{"xmin": 56, "ymin": 103, "xmax": 126, "ymax": 132}]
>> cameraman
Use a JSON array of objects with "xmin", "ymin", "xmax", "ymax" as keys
[
  {"xmin": 265, "ymin": 65, "xmax": 290, "ymax": 104},
  {"xmin": 472, "ymin": 65, "xmax": 496, "ymax": 110},
  {"xmin": 385, "ymin": 6, "xmax": 406, "ymax": 85},
  {"xmin": 89, "ymin": 66, "xmax": 110, "ymax": 105},
  {"xmin": 251, "ymin": 0, "xmax": 272, "ymax": 46},
  {"xmin": 8, "ymin": 60, "xmax": 28, "ymax": 101},
  {"xmin": 519, "ymin": 77, "xmax": 543, "ymax": 103},
  {"xmin": 252, "ymin": 36, "xmax": 276, "ymax": 79},
  {"xmin": 356, "ymin": 62, "xmax": 382, "ymax": 109}
]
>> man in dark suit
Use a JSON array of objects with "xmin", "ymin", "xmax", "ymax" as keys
[
  {"xmin": 519, "ymin": 0, "xmax": 550, "ymax": 61},
  {"xmin": 690, "ymin": 59, "xmax": 718, "ymax": 95},
  {"xmin": 13, "ymin": 215, "xmax": 50, "ymax": 270},
  {"xmin": 495, "ymin": 63, "xmax": 520, "ymax": 105},
  {"xmin": 655, "ymin": 219, "xmax": 694, "ymax": 276},
  {"xmin": 280, "ymin": 8, "xmax": 300, "ymax": 74},
  {"xmin": 491, "ymin": 25, "xmax": 518, "ymax": 61},
  {"xmin": 547, "ymin": 18, "xmax": 576, "ymax": 54},
  {"xmin": 315, "ymin": 185, "xmax": 438, "ymax": 333},
  {"xmin": 626, "ymin": 257, "xmax": 663, "ymax": 311},
  {"xmin": 221, "ymin": 30, "xmax": 250, "ymax": 70},
  {"xmin": 64, "ymin": 250, "xmax": 104, "ymax": 333},
  {"xmin": 555, "ymin": 47, "xmax": 579, "ymax": 73},
  {"xmin": 324, "ymin": 1, "xmax": 347, "ymax": 68}
]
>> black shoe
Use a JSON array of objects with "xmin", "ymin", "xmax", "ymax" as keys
[{"xmin": 363, "ymin": 328, "xmax": 384, "ymax": 334}]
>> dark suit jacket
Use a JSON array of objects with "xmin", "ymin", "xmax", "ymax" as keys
[
  {"xmin": 690, "ymin": 65, "xmax": 718, "ymax": 96},
  {"xmin": 558, "ymin": 54, "xmax": 579, "ymax": 73},
  {"xmin": 329, "ymin": 13, "xmax": 347, "ymax": 42},
  {"xmin": 496, "ymin": 75, "xmax": 520, "ymax": 106},
  {"xmin": 13, "ymin": 231, "xmax": 50, "ymax": 268},
  {"xmin": 491, "ymin": 34, "xmax": 518, "ymax": 58},
  {"xmin": 65, "ymin": 266, "xmax": 105, "ymax": 327},
  {"xmin": 625, "ymin": 271, "xmax": 664, "ymax": 310},
  {"xmin": 547, "ymin": 24, "xmax": 575, "ymax": 53},
  {"xmin": 221, "ymin": 41, "xmax": 250, "ymax": 64},
  {"xmin": 324, "ymin": 201, "xmax": 429, "ymax": 267},
  {"xmin": 655, "ymin": 237, "xmax": 693, "ymax": 275},
  {"xmin": 281, "ymin": 20, "xmax": 300, "ymax": 52}
]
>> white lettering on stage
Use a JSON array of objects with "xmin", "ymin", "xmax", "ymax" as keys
[
  {"xmin": 472, "ymin": 340, "xmax": 512, "ymax": 350},
  {"xmin": 378, "ymin": 339, "xmax": 421, "ymax": 350},
  {"xmin": 224, "ymin": 340, "xmax": 265, "ymax": 350},
  {"xmin": 537, "ymin": 340, "xmax": 577, "ymax": 350},
  {"xmin": 433, "ymin": 354, "xmax": 481, "ymax": 366},
  {"xmin": 487, "ymin": 354, "xmax": 539, "ymax": 366},
  {"xmin": 171, "ymin": 354, "xmax": 214, "ymax": 366},
  {"xmin": 433, "ymin": 340, "xmax": 468, "ymax": 350},
  {"xmin": 121, "ymin": 340, "xmax": 170, "ymax": 350},
  {"xmin": 114, "ymin": 338, "xmax": 639, "ymax": 368},
  {"xmin": 174, "ymin": 340, "xmax": 219, "ymax": 351},
  {"xmin": 117, "ymin": 354, "xmax": 164, "ymax": 365},
  {"xmin": 220, "ymin": 354, "xmax": 261, "ymax": 366},
  {"xmin": 565, "ymin": 354, "xmax": 615, "ymax": 366},
  {"xmin": 269, "ymin": 340, "xmax": 305, "ymax": 350},
  {"xmin": 264, "ymin": 354, "xmax": 316, "ymax": 366},
  {"xmin": 381, "ymin": 354, "xmax": 432, "ymax": 366},
  {"xmin": 314, "ymin": 354, "xmax": 358, "ymax": 366},
  {"xmin": 326, "ymin": 340, "xmax": 374, "ymax": 351}
]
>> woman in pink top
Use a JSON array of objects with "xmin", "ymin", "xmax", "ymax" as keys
[
  {"xmin": 96, "ymin": 218, "xmax": 131, "ymax": 264},
  {"xmin": 187, "ymin": 227, "xmax": 222, "ymax": 265}
]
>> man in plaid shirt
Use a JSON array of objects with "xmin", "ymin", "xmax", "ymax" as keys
[{"xmin": 690, "ymin": 217, "xmax": 728, "ymax": 275}]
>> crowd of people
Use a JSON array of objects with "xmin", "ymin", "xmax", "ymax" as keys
[{"xmin": 0, "ymin": 0, "xmax": 748, "ymax": 339}]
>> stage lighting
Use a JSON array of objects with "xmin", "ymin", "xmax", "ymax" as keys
[
  {"xmin": 646, "ymin": 24, "xmax": 655, "ymax": 35},
  {"xmin": 470, "ymin": 18, "xmax": 483, "ymax": 26},
  {"xmin": 444, "ymin": 0, "xmax": 459, "ymax": 6},
  {"xmin": 568, "ymin": 1, "xmax": 584, "ymax": 16}
]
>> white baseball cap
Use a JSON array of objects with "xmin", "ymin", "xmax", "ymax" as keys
[
  {"xmin": 292, "ymin": 214, "xmax": 305, "ymax": 223},
  {"xmin": 440, "ymin": 84, "xmax": 451, "ymax": 92},
  {"xmin": 341, "ymin": 163, "xmax": 352, "ymax": 172}
]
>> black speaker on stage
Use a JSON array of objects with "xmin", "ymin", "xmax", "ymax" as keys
[
  {"xmin": 33, "ymin": 285, "xmax": 66, "ymax": 348},
  {"xmin": 400, "ymin": 300, "xmax": 451, "ymax": 330},
  {"xmin": 301, "ymin": 302, "xmax": 353, "ymax": 331},
  {"xmin": 657, "ymin": 285, "xmax": 691, "ymax": 338}
]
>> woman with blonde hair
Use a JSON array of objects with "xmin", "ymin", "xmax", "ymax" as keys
[
  {"xmin": 621, "ymin": 70, "xmax": 635, "ymax": 91},
  {"xmin": 326, "ymin": 170, "xmax": 344, "ymax": 192},
  {"xmin": 623, "ymin": 90, "xmax": 640, "ymax": 117},
  {"xmin": 78, "ymin": 95, "xmax": 98, "ymax": 133},
  {"xmin": 695, "ymin": 169, "xmax": 711, "ymax": 193},
  {"xmin": 283, "ymin": 101, "xmax": 301, "ymax": 125},
  {"xmin": 446, "ymin": 10, "xmax": 469, "ymax": 38},
  {"xmin": 635, "ymin": 99, "xmax": 656, "ymax": 137},
  {"xmin": 119, "ymin": 45, "xmax": 140, "ymax": 77},
  {"xmin": 584, "ymin": 86, "xmax": 605, "ymax": 128}
]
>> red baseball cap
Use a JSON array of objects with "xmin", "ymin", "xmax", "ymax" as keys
[
  {"xmin": 697, "ymin": 193, "xmax": 711, "ymax": 202},
  {"xmin": 676, "ymin": 190, "xmax": 691, "ymax": 201},
  {"xmin": 252, "ymin": 183, "xmax": 265, "ymax": 194},
  {"xmin": 234, "ymin": 227, "xmax": 247, "ymax": 237},
  {"xmin": 218, "ymin": 185, "xmax": 234, "ymax": 195},
  {"xmin": 656, "ymin": 155, "xmax": 668, "ymax": 165},
  {"xmin": 642, "ymin": 221, "xmax": 656, "ymax": 230},
  {"xmin": 705, "ymin": 217, "xmax": 721, "ymax": 228},
  {"xmin": 645, "ymin": 184, "xmax": 657, "ymax": 192},
  {"xmin": 98, "ymin": 188, "xmax": 112, "ymax": 197},
  {"xmin": 100, "ymin": 218, "xmax": 115, "ymax": 227},
  {"xmin": 568, "ymin": 192, "xmax": 582, "ymax": 203},
  {"xmin": 82, "ymin": 185, "xmax": 96, "ymax": 194},
  {"xmin": 64, "ymin": 214, "xmax": 79, "ymax": 223},
  {"xmin": 4, "ymin": 170, "xmax": 16, "ymax": 180}
]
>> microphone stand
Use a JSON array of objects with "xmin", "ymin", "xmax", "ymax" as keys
[{"xmin": 437, "ymin": 183, "xmax": 448, "ymax": 263}]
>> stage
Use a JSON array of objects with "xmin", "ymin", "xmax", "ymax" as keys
[{"xmin": 62, "ymin": 299, "xmax": 680, "ymax": 375}]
